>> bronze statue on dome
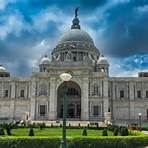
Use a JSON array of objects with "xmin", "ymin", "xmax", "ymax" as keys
[{"xmin": 75, "ymin": 7, "xmax": 79, "ymax": 17}]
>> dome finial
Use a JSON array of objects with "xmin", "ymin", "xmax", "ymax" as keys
[
  {"xmin": 75, "ymin": 7, "xmax": 79, "ymax": 17},
  {"xmin": 71, "ymin": 7, "xmax": 81, "ymax": 29}
]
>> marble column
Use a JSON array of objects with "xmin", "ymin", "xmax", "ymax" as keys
[
  {"xmin": 103, "ymin": 80, "xmax": 109, "ymax": 114},
  {"xmin": 10, "ymin": 100, "xmax": 15, "ymax": 119},
  {"xmin": 49, "ymin": 78, "xmax": 57, "ymax": 120},
  {"xmin": 10, "ymin": 81, "xmax": 15, "ymax": 99},
  {"xmin": 30, "ymin": 79, "xmax": 36, "ymax": 120},
  {"xmin": 81, "ymin": 78, "xmax": 89, "ymax": 120},
  {"xmin": 129, "ymin": 81, "xmax": 135, "ymax": 100}
]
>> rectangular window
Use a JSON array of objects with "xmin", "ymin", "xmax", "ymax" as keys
[
  {"xmin": 146, "ymin": 91, "xmax": 148, "ymax": 98},
  {"xmin": 4, "ymin": 90, "xmax": 8, "ymax": 97},
  {"xmin": 20, "ymin": 90, "xmax": 24, "ymax": 98},
  {"xmin": 120, "ymin": 90, "xmax": 124, "ymax": 98},
  {"xmin": 137, "ymin": 90, "xmax": 141, "ymax": 98},
  {"xmin": 93, "ymin": 106, "xmax": 99, "ymax": 117},
  {"xmin": 39, "ymin": 105, "xmax": 47, "ymax": 116}
]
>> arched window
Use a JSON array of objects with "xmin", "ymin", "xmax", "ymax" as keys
[{"xmin": 67, "ymin": 88, "xmax": 79, "ymax": 96}]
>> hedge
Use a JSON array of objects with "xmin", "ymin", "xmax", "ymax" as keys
[
  {"xmin": 68, "ymin": 136, "xmax": 148, "ymax": 148},
  {"xmin": 0, "ymin": 137, "xmax": 60, "ymax": 148},
  {"xmin": 0, "ymin": 136, "xmax": 147, "ymax": 148}
]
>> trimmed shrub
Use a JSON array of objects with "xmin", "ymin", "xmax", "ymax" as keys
[
  {"xmin": 0, "ymin": 128, "xmax": 5, "ymax": 135},
  {"xmin": 28, "ymin": 128, "xmax": 34, "ymax": 136},
  {"xmin": 113, "ymin": 128, "xmax": 118, "ymax": 136},
  {"xmin": 39, "ymin": 124, "xmax": 43, "ymax": 131},
  {"xmin": 87, "ymin": 124, "xmax": 90, "ymax": 128},
  {"xmin": 78, "ymin": 123, "xmax": 81, "ymax": 127},
  {"xmin": 120, "ymin": 127, "xmax": 128, "ymax": 136},
  {"xmin": 108, "ymin": 124, "xmax": 119, "ymax": 131},
  {"xmin": 82, "ymin": 129, "xmax": 87, "ymax": 136},
  {"xmin": 102, "ymin": 129, "xmax": 108, "ymax": 136},
  {"xmin": 60, "ymin": 123, "xmax": 62, "ymax": 127},
  {"xmin": 39, "ymin": 123, "xmax": 46, "ymax": 130},
  {"xmin": 6, "ymin": 127, "xmax": 11, "ymax": 136}
]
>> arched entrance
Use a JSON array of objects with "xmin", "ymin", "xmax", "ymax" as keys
[{"xmin": 57, "ymin": 81, "xmax": 81, "ymax": 119}]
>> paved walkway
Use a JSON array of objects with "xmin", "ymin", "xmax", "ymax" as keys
[
  {"xmin": 142, "ymin": 131, "xmax": 148, "ymax": 135},
  {"xmin": 31, "ymin": 120, "xmax": 107, "ymax": 127}
]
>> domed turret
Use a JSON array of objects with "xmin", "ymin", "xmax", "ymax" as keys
[
  {"xmin": 40, "ymin": 55, "xmax": 51, "ymax": 65},
  {"xmin": 0, "ymin": 65, "xmax": 6, "ymax": 72},
  {"xmin": 0, "ymin": 65, "xmax": 10, "ymax": 77},
  {"xmin": 96, "ymin": 55, "xmax": 109, "ymax": 76},
  {"xmin": 39, "ymin": 55, "xmax": 51, "ymax": 72},
  {"xmin": 97, "ymin": 55, "xmax": 109, "ymax": 66}
]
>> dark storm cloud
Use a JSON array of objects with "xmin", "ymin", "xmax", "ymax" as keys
[
  {"xmin": 97, "ymin": 0, "xmax": 148, "ymax": 58},
  {"xmin": 0, "ymin": 12, "xmax": 60, "ymax": 76},
  {"xmin": 27, "ymin": 0, "xmax": 106, "ymax": 8}
]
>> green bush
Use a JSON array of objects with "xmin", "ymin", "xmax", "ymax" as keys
[
  {"xmin": 102, "ymin": 129, "xmax": 108, "ymax": 136},
  {"xmin": 82, "ymin": 129, "xmax": 87, "ymax": 136},
  {"xmin": 68, "ymin": 136, "xmax": 148, "ymax": 148},
  {"xmin": 38, "ymin": 123, "xmax": 46, "ymax": 130},
  {"xmin": 28, "ymin": 128, "xmax": 34, "ymax": 136},
  {"xmin": 0, "ymin": 137, "xmax": 60, "ymax": 148},
  {"xmin": 78, "ymin": 123, "xmax": 81, "ymax": 127},
  {"xmin": 87, "ymin": 124, "xmax": 90, "ymax": 128},
  {"xmin": 120, "ymin": 127, "xmax": 128, "ymax": 136},
  {"xmin": 113, "ymin": 128, "xmax": 119, "ymax": 136},
  {"xmin": 0, "ymin": 128, "xmax": 5, "ymax": 135},
  {"xmin": 6, "ymin": 127, "xmax": 11, "ymax": 136},
  {"xmin": 0, "ymin": 136, "xmax": 147, "ymax": 148},
  {"xmin": 108, "ymin": 124, "xmax": 119, "ymax": 131},
  {"xmin": 60, "ymin": 123, "xmax": 62, "ymax": 127}
]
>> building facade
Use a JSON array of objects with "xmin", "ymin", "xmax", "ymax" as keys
[{"xmin": 0, "ymin": 14, "xmax": 148, "ymax": 122}]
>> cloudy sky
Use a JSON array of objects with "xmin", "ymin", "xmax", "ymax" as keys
[{"xmin": 0, "ymin": 0, "xmax": 148, "ymax": 77}]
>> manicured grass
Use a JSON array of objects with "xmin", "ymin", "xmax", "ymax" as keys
[
  {"xmin": 10, "ymin": 128, "xmax": 113, "ymax": 137},
  {"xmin": 6, "ymin": 128, "xmax": 143, "ymax": 137}
]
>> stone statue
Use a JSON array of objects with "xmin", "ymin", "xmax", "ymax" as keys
[
  {"xmin": 75, "ymin": 7, "xmax": 79, "ymax": 17},
  {"xmin": 66, "ymin": 52, "xmax": 71, "ymax": 61}
]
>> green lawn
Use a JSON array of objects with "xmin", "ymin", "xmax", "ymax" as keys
[
  {"xmin": 8, "ymin": 128, "xmax": 114, "ymax": 137},
  {"xmin": 6, "ymin": 128, "xmax": 143, "ymax": 137}
]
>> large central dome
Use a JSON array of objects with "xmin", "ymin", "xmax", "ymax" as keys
[
  {"xmin": 59, "ymin": 29, "xmax": 94, "ymax": 44},
  {"xmin": 51, "ymin": 10, "xmax": 100, "ymax": 56}
]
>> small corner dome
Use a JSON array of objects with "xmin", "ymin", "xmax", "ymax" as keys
[
  {"xmin": 0, "ymin": 65, "xmax": 6, "ymax": 72},
  {"xmin": 40, "ymin": 55, "xmax": 51, "ymax": 65},
  {"xmin": 97, "ymin": 56, "xmax": 109, "ymax": 65}
]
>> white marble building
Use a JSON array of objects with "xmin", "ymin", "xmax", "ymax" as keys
[{"xmin": 0, "ymin": 14, "xmax": 148, "ymax": 122}]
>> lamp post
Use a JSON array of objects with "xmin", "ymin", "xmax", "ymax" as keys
[
  {"xmin": 138, "ymin": 113, "xmax": 142, "ymax": 131},
  {"xmin": 60, "ymin": 73, "xmax": 72, "ymax": 148}
]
